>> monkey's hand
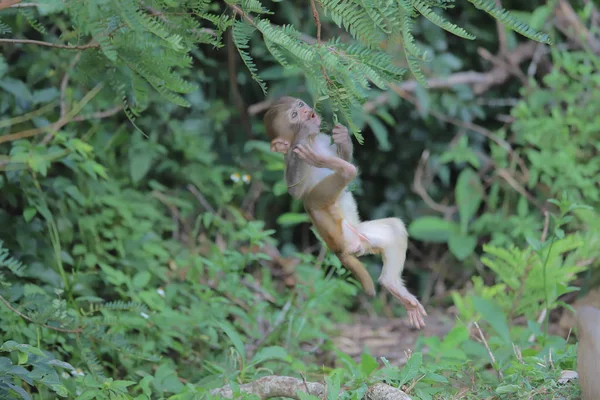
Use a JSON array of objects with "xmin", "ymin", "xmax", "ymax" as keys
[
  {"xmin": 332, "ymin": 124, "xmax": 350, "ymax": 146},
  {"xmin": 293, "ymin": 144, "xmax": 329, "ymax": 168},
  {"xmin": 270, "ymin": 138, "xmax": 290, "ymax": 154}
]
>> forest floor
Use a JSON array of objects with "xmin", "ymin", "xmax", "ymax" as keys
[{"xmin": 333, "ymin": 307, "xmax": 455, "ymax": 367}]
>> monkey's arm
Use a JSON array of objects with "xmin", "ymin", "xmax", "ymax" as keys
[
  {"xmin": 285, "ymin": 151, "xmax": 312, "ymax": 199},
  {"xmin": 331, "ymin": 124, "xmax": 353, "ymax": 162}
]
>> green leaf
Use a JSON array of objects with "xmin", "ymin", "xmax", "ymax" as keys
[
  {"xmin": 129, "ymin": 151, "xmax": 154, "ymax": 183},
  {"xmin": 50, "ymin": 384, "xmax": 69, "ymax": 397},
  {"xmin": 219, "ymin": 322, "xmax": 246, "ymax": 364},
  {"xmin": 496, "ymin": 384, "xmax": 522, "ymax": 394},
  {"xmin": 276, "ymin": 212, "xmax": 311, "ymax": 227},
  {"xmin": 77, "ymin": 389, "xmax": 101, "ymax": 400},
  {"xmin": 250, "ymin": 346, "xmax": 289, "ymax": 365},
  {"xmin": 359, "ymin": 352, "xmax": 378, "ymax": 377},
  {"xmin": 133, "ymin": 271, "xmax": 152, "ymax": 289},
  {"xmin": 364, "ymin": 115, "xmax": 391, "ymax": 151},
  {"xmin": 408, "ymin": 216, "xmax": 456, "ymax": 243},
  {"xmin": 455, "ymin": 168, "xmax": 483, "ymax": 233},
  {"xmin": 17, "ymin": 351, "xmax": 28, "ymax": 365},
  {"xmin": 398, "ymin": 352, "xmax": 422, "ymax": 386},
  {"xmin": 23, "ymin": 207, "xmax": 37, "ymax": 222},
  {"xmin": 448, "ymin": 234, "xmax": 477, "ymax": 260},
  {"xmin": 472, "ymin": 296, "xmax": 510, "ymax": 343}
]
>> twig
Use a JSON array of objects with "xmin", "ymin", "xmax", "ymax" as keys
[
  {"xmin": 494, "ymin": 0, "xmax": 508, "ymax": 54},
  {"xmin": 540, "ymin": 210, "xmax": 550, "ymax": 242},
  {"xmin": 40, "ymin": 53, "xmax": 84, "ymax": 145},
  {"xmin": 309, "ymin": 0, "xmax": 321, "ymax": 42},
  {"xmin": 473, "ymin": 321, "xmax": 503, "ymax": 381},
  {"xmin": 412, "ymin": 150, "xmax": 456, "ymax": 216},
  {"xmin": 0, "ymin": 38, "xmax": 99, "ymax": 50},
  {"xmin": 0, "ymin": 83, "xmax": 104, "ymax": 145},
  {"xmin": 152, "ymin": 191, "xmax": 186, "ymax": 241},
  {"xmin": 250, "ymin": 297, "xmax": 293, "ymax": 352},
  {"xmin": 186, "ymin": 184, "xmax": 217, "ymax": 214},
  {"xmin": 72, "ymin": 106, "xmax": 123, "ymax": 122},
  {"xmin": 0, "ymin": 101, "xmax": 57, "ymax": 129},
  {"xmin": 60, "ymin": 53, "xmax": 82, "ymax": 118},
  {"xmin": 496, "ymin": 169, "xmax": 544, "ymax": 212},
  {"xmin": 0, "ymin": 294, "xmax": 82, "ymax": 333},
  {"xmin": 528, "ymin": 308, "xmax": 547, "ymax": 343}
]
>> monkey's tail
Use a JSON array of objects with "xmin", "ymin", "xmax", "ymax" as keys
[{"xmin": 336, "ymin": 253, "xmax": 376, "ymax": 297}]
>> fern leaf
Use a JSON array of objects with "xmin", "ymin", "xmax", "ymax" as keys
[
  {"xmin": 0, "ymin": 18, "xmax": 11, "ymax": 36},
  {"xmin": 467, "ymin": 0, "xmax": 552, "ymax": 44},
  {"xmin": 0, "ymin": 241, "xmax": 26, "ymax": 277},
  {"xmin": 19, "ymin": 7, "xmax": 47, "ymax": 34},
  {"xmin": 412, "ymin": 0, "xmax": 476, "ymax": 40},
  {"xmin": 232, "ymin": 20, "xmax": 268, "ymax": 95}
]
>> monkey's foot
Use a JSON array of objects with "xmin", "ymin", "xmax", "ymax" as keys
[{"xmin": 383, "ymin": 284, "xmax": 427, "ymax": 329}]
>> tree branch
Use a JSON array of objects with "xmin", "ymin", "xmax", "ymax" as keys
[
  {"xmin": 0, "ymin": 83, "xmax": 103, "ymax": 145},
  {"xmin": 0, "ymin": 38, "xmax": 99, "ymax": 50},
  {"xmin": 210, "ymin": 375, "xmax": 412, "ymax": 400}
]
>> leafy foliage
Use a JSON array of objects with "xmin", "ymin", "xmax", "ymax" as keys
[{"xmin": 0, "ymin": 0, "xmax": 596, "ymax": 399}]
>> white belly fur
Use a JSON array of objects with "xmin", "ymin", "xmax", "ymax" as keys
[{"xmin": 306, "ymin": 134, "xmax": 361, "ymax": 224}]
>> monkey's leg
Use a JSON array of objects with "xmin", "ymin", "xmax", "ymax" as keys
[
  {"xmin": 309, "ymin": 207, "xmax": 376, "ymax": 296},
  {"xmin": 357, "ymin": 218, "xmax": 427, "ymax": 328}
]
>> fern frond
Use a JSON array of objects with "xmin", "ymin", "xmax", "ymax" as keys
[
  {"xmin": 0, "ymin": 241, "xmax": 26, "ymax": 277},
  {"xmin": 232, "ymin": 20, "xmax": 268, "ymax": 95},
  {"xmin": 412, "ymin": 0, "xmax": 475, "ymax": 39},
  {"xmin": 0, "ymin": 18, "xmax": 11, "ymax": 36},
  {"xmin": 19, "ymin": 7, "xmax": 47, "ymax": 34},
  {"xmin": 90, "ymin": 22, "xmax": 118, "ymax": 61},
  {"xmin": 319, "ymin": 0, "xmax": 385, "ymax": 46},
  {"xmin": 241, "ymin": 0, "xmax": 272, "ymax": 15},
  {"xmin": 101, "ymin": 300, "xmax": 148, "ymax": 312},
  {"xmin": 467, "ymin": 0, "xmax": 552, "ymax": 44}
]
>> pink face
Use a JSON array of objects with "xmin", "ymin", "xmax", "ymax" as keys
[{"xmin": 288, "ymin": 99, "xmax": 321, "ymax": 130}]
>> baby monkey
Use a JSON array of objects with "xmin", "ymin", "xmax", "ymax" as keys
[{"xmin": 264, "ymin": 96, "xmax": 427, "ymax": 328}]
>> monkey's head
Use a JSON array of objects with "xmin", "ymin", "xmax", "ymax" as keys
[{"xmin": 264, "ymin": 96, "xmax": 321, "ymax": 153}]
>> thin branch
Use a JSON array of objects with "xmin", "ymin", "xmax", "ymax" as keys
[
  {"xmin": 0, "ymin": 83, "xmax": 103, "ymax": 145},
  {"xmin": 494, "ymin": 0, "xmax": 508, "ymax": 54},
  {"xmin": 473, "ymin": 321, "xmax": 503, "ymax": 381},
  {"xmin": 0, "ymin": 294, "xmax": 82, "ymax": 333},
  {"xmin": 186, "ymin": 184, "xmax": 217, "ymax": 214},
  {"xmin": 0, "ymin": 101, "xmax": 57, "ymax": 129},
  {"xmin": 72, "ymin": 105, "xmax": 123, "ymax": 122},
  {"xmin": 210, "ymin": 375, "xmax": 412, "ymax": 400},
  {"xmin": 0, "ymin": 38, "xmax": 99, "ymax": 50},
  {"xmin": 60, "ymin": 53, "xmax": 82, "ymax": 118},
  {"xmin": 412, "ymin": 149, "xmax": 457, "ymax": 216},
  {"xmin": 309, "ymin": 0, "xmax": 322, "ymax": 42}
]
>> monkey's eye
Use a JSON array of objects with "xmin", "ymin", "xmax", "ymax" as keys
[
  {"xmin": 298, "ymin": 101, "xmax": 304, "ymax": 107},
  {"xmin": 291, "ymin": 111, "xmax": 298, "ymax": 119}
]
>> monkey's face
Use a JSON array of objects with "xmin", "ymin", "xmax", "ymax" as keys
[{"xmin": 288, "ymin": 99, "xmax": 321, "ymax": 130}]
